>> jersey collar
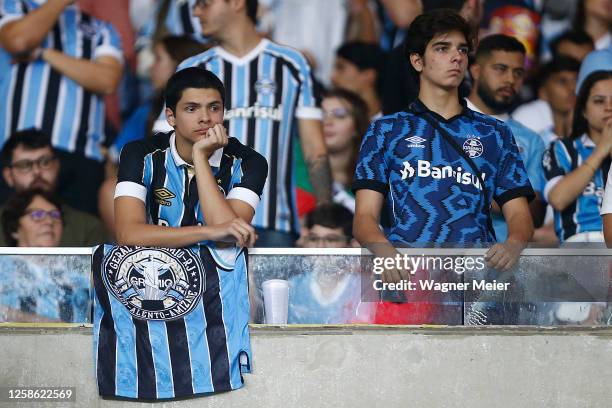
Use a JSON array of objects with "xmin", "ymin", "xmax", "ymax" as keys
[
  {"xmin": 408, "ymin": 98, "xmax": 473, "ymax": 123},
  {"xmin": 465, "ymin": 98, "xmax": 510, "ymax": 122},
  {"xmin": 169, "ymin": 132, "xmax": 223, "ymax": 168},
  {"xmin": 580, "ymin": 133, "xmax": 596, "ymax": 148},
  {"xmin": 215, "ymin": 38, "xmax": 269, "ymax": 65}
]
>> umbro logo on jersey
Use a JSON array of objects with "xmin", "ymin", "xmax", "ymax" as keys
[
  {"xmin": 463, "ymin": 137, "xmax": 484, "ymax": 158},
  {"xmin": 154, "ymin": 188, "xmax": 175, "ymax": 207},
  {"xmin": 102, "ymin": 247, "xmax": 205, "ymax": 321},
  {"xmin": 401, "ymin": 160, "xmax": 486, "ymax": 190},
  {"xmin": 405, "ymin": 136, "xmax": 426, "ymax": 148}
]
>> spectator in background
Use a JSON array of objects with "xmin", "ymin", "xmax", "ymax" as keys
[
  {"xmin": 0, "ymin": 0, "xmax": 123, "ymax": 215},
  {"xmin": 466, "ymin": 34, "xmax": 547, "ymax": 242},
  {"xmin": 2, "ymin": 189, "xmax": 63, "ymax": 247},
  {"xmin": 573, "ymin": 0, "xmax": 612, "ymax": 50},
  {"xmin": 331, "ymin": 42, "xmax": 386, "ymax": 119},
  {"xmin": 0, "ymin": 189, "xmax": 90, "ymax": 323},
  {"xmin": 289, "ymin": 204, "xmax": 368, "ymax": 324},
  {"xmin": 180, "ymin": 0, "xmax": 332, "ymax": 247},
  {"xmin": 544, "ymin": 49, "xmax": 612, "ymax": 243},
  {"xmin": 551, "ymin": 29, "xmax": 595, "ymax": 61},
  {"xmin": 0, "ymin": 129, "xmax": 107, "ymax": 246},
  {"xmin": 322, "ymin": 89, "xmax": 370, "ymax": 213}
]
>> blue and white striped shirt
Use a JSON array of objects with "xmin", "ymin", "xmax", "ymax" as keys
[
  {"xmin": 176, "ymin": 39, "xmax": 323, "ymax": 234},
  {"xmin": 0, "ymin": 0, "xmax": 123, "ymax": 161}
]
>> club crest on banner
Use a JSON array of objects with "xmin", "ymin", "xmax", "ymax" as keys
[{"xmin": 102, "ymin": 247, "xmax": 205, "ymax": 321}]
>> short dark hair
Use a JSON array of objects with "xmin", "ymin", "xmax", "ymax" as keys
[
  {"xmin": 2, "ymin": 188, "xmax": 63, "ymax": 246},
  {"xmin": 550, "ymin": 29, "xmax": 594, "ymax": 57},
  {"xmin": 571, "ymin": 70, "xmax": 612, "ymax": 140},
  {"xmin": 306, "ymin": 203, "xmax": 354, "ymax": 239},
  {"xmin": 157, "ymin": 35, "xmax": 210, "ymax": 66},
  {"xmin": 164, "ymin": 67, "xmax": 225, "ymax": 113},
  {"xmin": 1, "ymin": 128, "xmax": 54, "ymax": 167},
  {"xmin": 423, "ymin": 0, "xmax": 467, "ymax": 12},
  {"xmin": 535, "ymin": 56, "xmax": 581, "ymax": 91},
  {"xmin": 475, "ymin": 34, "xmax": 526, "ymax": 63},
  {"xmin": 336, "ymin": 41, "xmax": 386, "ymax": 95},
  {"xmin": 404, "ymin": 9, "xmax": 474, "ymax": 71},
  {"xmin": 245, "ymin": 0, "xmax": 258, "ymax": 25}
]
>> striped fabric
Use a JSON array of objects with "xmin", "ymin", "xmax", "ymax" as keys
[
  {"xmin": 177, "ymin": 39, "xmax": 322, "ymax": 234},
  {"xmin": 0, "ymin": 0, "xmax": 123, "ymax": 161}
]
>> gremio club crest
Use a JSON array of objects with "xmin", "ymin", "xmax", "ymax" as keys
[{"xmin": 102, "ymin": 247, "xmax": 205, "ymax": 321}]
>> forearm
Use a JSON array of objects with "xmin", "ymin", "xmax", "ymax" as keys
[
  {"xmin": 115, "ymin": 222, "xmax": 208, "ymax": 248},
  {"xmin": 604, "ymin": 214, "xmax": 612, "ymax": 248},
  {"xmin": 193, "ymin": 152, "xmax": 238, "ymax": 225},
  {"xmin": 0, "ymin": 0, "xmax": 70, "ymax": 54},
  {"xmin": 347, "ymin": 5, "xmax": 378, "ymax": 43},
  {"xmin": 505, "ymin": 212, "xmax": 534, "ymax": 243},
  {"xmin": 548, "ymin": 155, "xmax": 603, "ymax": 210},
  {"xmin": 41, "ymin": 49, "xmax": 121, "ymax": 94},
  {"xmin": 379, "ymin": 0, "xmax": 422, "ymax": 28},
  {"xmin": 306, "ymin": 154, "xmax": 332, "ymax": 204}
]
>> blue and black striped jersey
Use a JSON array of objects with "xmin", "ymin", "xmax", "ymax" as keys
[
  {"xmin": 115, "ymin": 131, "xmax": 267, "ymax": 229},
  {"xmin": 176, "ymin": 39, "xmax": 322, "ymax": 234},
  {"xmin": 92, "ymin": 244, "xmax": 251, "ymax": 399},
  {"xmin": 0, "ymin": 0, "xmax": 123, "ymax": 161},
  {"xmin": 542, "ymin": 134, "xmax": 609, "ymax": 241},
  {"xmin": 353, "ymin": 99, "xmax": 534, "ymax": 245}
]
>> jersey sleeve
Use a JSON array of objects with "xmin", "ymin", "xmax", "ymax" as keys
[
  {"xmin": 0, "ymin": 0, "xmax": 24, "ymax": 31},
  {"xmin": 494, "ymin": 123, "xmax": 535, "ymax": 207},
  {"xmin": 601, "ymin": 167, "xmax": 612, "ymax": 215},
  {"xmin": 115, "ymin": 140, "xmax": 150, "ymax": 202},
  {"xmin": 352, "ymin": 120, "xmax": 389, "ymax": 195},
  {"xmin": 225, "ymin": 138, "xmax": 269, "ymax": 210},
  {"xmin": 542, "ymin": 140, "xmax": 571, "ymax": 203},
  {"xmin": 94, "ymin": 20, "xmax": 124, "ymax": 65},
  {"xmin": 293, "ymin": 51, "xmax": 323, "ymax": 120}
]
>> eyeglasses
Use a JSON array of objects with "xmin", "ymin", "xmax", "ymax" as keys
[
  {"xmin": 323, "ymin": 107, "xmax": 351, "ymax": 120},
  {"xmin": 10, "ymin": 156, "xmax": 56, "ymax": 173},
  {"xmin": 304, "ymin": 234, "xmax": 349, "ymax": 245},
  {"xmin": 23, "ymin": 209, "xmax": 62, "ymax": 222}
]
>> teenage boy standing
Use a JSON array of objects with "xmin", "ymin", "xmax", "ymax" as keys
[{"xmin": 353, "ymin": 10, "xmax": 534, "ymax": 279}]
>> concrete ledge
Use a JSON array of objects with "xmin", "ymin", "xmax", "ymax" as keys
[{"xmin": 1, "ymin": 325, "xmax": 611, "ymax": 407}]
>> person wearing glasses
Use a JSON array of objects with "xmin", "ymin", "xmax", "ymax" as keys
[
  {"xmin": 0, "ymin": 188, "xmax": 90, "ymax": 324},
  {"xmin": 1, "ymin": 188, "xmax": 63, "ymax": 247},
  {"xmin": 0, "ymin": 129, "xmax": 108, "ymax": 246}
]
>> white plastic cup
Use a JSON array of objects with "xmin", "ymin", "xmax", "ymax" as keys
[{"xmin": 262, "ymin": 279, "xmax": 289, "ymax": 324}]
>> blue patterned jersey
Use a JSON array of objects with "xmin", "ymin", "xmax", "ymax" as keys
[
  {"xmin": 353, "ymin": 99, "xmax": 534, "ymax": 245},
  {"xmin": 542, "ymin": 134, "xmax": 609, "ymax": 241}
]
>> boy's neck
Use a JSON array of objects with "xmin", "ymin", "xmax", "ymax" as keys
[
  {"xmin": 174, "ymin": 133, "xmax": 194, "ymax": 165},
  {"xmin": 217, "ymin": 22, "xmax": 262, "ymax": 58},
  {"xmin": 418, "ymin": 81, "xmax": 463, "ymax": 119}
]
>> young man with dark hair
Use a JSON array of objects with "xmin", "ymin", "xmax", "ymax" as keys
[
  {"xmin": 331, "ymin": 41, "xmax": 386, "ymax": 119},
  {"xmin": 301, "ymin": 203, "xmax": 355, "ymax": 248},
  {"xmin": 550, "ymin": 29, "xmax": 595, "ymax": 62},
  {"xmin": 466, "ymin": 34, "xmax": 547, "ymax": 241},
  {"xmin": 0, "ymin": 128, "xmax": 108, "ymax": 246},
  {"xmin": 353, "ymin": 10, "xmax": 534, "ymax": 279},
  {"xmin": 180, "ymin": 0, "xmax": 332, "ymax": 247},
  {"xmin": 114, "ymin": 67, "xmax": 267, "ymax": 247}
]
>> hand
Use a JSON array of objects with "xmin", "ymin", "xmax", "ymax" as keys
[
  {"xmin": 11, "ymin": 47, "xmax": 43, "ymax": 64},
  {"xmin": 593, "ymin": 118, "xmax": 612, "ymax": 159},
  {"xmin": 206, "ymin": 218, "xmax": 257, "ymax": 248},
  {"xmin": 193, "ymin": 124, "xmax": 228, "ymax": 159},
  {"xmin": 380, "ymin": 260, "xmax": 412, "ymax": 284},
  {"xmin": 485, "ymin": 240, "xmax": 526, "ymax": 271}
]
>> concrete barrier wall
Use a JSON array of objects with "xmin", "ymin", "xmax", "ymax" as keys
[{"xmin": 1, "ymin": 325, "xmax": 611, "ymax": 408}]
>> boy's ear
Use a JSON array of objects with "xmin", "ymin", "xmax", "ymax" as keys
[
  {"xmin": 165, "ymin": 107, "xmax": 176, "ymax": 128},
  {"xmin": 410, "ymin": 53, "xmax": 423, "ymax": 73}
]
